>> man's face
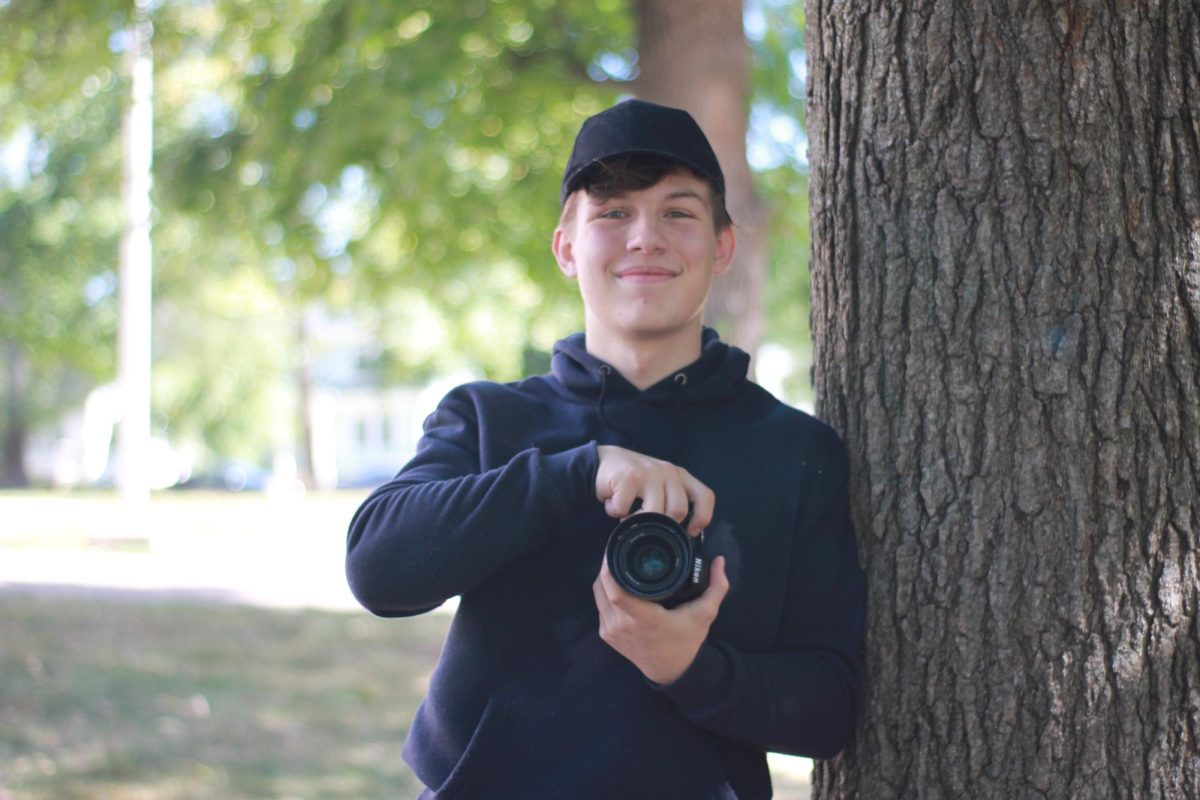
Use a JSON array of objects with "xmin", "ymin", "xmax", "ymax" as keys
[{"xmin": 552, "ymin": 170, "xmax": 735, "ymax": 346}]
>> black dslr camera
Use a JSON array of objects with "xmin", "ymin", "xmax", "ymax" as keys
[{"xmin": 605, "ymin": 512, "xmax": 709, "ymax": 608}]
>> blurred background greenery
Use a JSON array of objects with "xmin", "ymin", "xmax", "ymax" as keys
[{"xmin": 1, "ymin": 0, "xmax": 813, "ymax": 491}]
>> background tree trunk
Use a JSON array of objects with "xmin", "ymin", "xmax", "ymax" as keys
[
  {"xmin": 634, "ymin": 0, "xmax": 769, "ymax": 365},
  {"xmin": 806, "ymin": 0, "xmax": 1199, "ymax": 796},
  {"xmin": 2, "ymin": 342, "xmax": 31, "ymax": 487},
  {"xmin": 295, "ymin": 307, "xmax": 317, "ymax": 490}
]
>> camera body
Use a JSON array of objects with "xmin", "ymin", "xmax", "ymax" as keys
[{"xmin": 605, "ymin": 512, "xmax": 709, "ymax": 608}]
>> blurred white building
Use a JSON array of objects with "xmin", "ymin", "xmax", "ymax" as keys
[
  {"xmin": 308, "ymin": 385, "xmax": 422, "ymax": 489},
  {"xmin": 300, "ymin": 305, "xmax": 477, "ymax": 490},
  {"xmin": 23, "ymin": 306, "xmax": 475, "ymax": 492},
  {"xmin": 25, "ymin": 302, "xmax": 807, "ymax": 491}
]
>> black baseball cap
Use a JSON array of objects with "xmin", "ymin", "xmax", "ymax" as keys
[{"xmin": 560, "ymin": 99, "xmax": 724, "ymax": 204}]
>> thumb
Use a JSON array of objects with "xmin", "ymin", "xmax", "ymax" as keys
[{"xmin": 700, "ymin": 555, "xmax": 730, "ymax": 612}]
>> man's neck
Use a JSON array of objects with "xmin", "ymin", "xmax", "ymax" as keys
[{"xmin": 584, "ymin": 323, "xmax": 704, "ymax": 391}]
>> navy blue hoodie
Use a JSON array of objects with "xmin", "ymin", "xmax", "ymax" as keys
[{"xmin": 346, "ymin": 329, "xmax": 866, "ymax": 799}]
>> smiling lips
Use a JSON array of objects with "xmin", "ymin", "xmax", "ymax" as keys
[{"xmin": 616, "ymin": 266, "xmax": 678, "ymax": 283}]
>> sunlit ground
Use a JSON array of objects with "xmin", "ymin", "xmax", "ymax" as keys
[{"xmin": 0, "ymin": 491, "xmax": 812, "ymax": 799}]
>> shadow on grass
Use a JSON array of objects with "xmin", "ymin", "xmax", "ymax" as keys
[
  {"xmin": 1, "ymin": 588, "xmax": 813, "ymax": 800},
  {"xmin": 0, "ymin": 590, "xmax": 449, "ymax": 799}
]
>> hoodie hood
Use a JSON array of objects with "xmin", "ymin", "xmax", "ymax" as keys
[{"xmin": 550, "ymin": 327, "xmax": 750, "ymax": 407}]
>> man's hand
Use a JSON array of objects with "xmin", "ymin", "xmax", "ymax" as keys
[
  {"xmin": 593, "ymin": 555, "xmax": 730, "ymax": 685},
  {"xmin": 595, "ymin": 445, "xmax": 714, "ymax": 534}
]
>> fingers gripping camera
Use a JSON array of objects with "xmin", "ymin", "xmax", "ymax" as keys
[{"xmin": 605, "ymin": 512, "xmax": 709, "ymax": 608}]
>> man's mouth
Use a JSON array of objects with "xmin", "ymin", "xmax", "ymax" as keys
[{"xmin": 616, "ymin": 267, "xmax": 678, "ymax": 283}]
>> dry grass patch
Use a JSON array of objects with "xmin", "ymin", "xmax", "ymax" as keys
[{"xmin": 0, "ymin": 592, "xmax": 447, "ymax": 799}]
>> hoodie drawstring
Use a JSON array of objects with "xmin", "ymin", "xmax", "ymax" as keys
[
  {"xmin": 594, "ymin": 365, "xmax": 689, "ymax": 455},
  {"xmin": 672, "ymin": 373, "xmax": 688, "ymax": 455},
  {"xmin": 672, "ymin": 372, "xmax": 687, "ymax": 412}
]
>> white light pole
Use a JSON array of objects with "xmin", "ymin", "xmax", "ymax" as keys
[{"xmin": 117, "ymin": 0, "xmax": 153, "ymax": 509}]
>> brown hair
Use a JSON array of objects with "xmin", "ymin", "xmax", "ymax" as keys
[{"xmin": 560, "ymin": 154, "xmax": 733, "ymax": 232}]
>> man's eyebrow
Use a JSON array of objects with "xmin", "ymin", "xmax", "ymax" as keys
[{"xmin": 585, "ymin": 188, "xmax": 707, "ymax": 204}]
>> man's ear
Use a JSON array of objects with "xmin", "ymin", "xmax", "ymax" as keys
[
  {"xmin": 552, "ymin": 227, "xmax": 577, "ymax": 278},
  {"xmin": 712, "ymin": 226, "xmax": 736, "ymax": 276}
]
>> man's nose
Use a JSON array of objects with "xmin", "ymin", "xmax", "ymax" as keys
[{"xmin": 626, "ymin": 214, "xmax": 667, "ymax": 253}]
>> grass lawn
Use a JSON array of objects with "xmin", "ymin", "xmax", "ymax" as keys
[
  {"xmin": 0, "ymin": 491, "xmax": 812, "ymax": 798},
  {"xmin": 0, "ymin": 591, "xmax": 449, "ymax": 799}
]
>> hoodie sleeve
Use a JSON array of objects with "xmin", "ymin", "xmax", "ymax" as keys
[
  {"xmin": 345, "ymin": 385, "xmax": 599, "ymax": 617},
  {"xmin": 654, "ymin": 431, "xmax": 867, "ymax": 759}
]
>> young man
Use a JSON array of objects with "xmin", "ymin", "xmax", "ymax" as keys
[{"xmin": 346, "ymin": 99, "xmax": 866, "ymax": 799}]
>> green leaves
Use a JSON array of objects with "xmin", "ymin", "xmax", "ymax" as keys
[
  {"xmin": 2, "ymin": 0, "xmax": 815, "ymax": 475},
  {"xmin": 198, "ymin": 0, "xmax": 633, "ymax": 376}
]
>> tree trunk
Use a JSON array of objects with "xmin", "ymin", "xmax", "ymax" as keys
[
  {"xmin": 295, "ymin": 307, "xmax": 317, "ymax": 490},
  {"xmin": 634, "ymin": 0, "xmax": 768, "ymax": 366},
  {"xmin": 1, "ymin": 341, "xmax": 30, "ymax": 487},
  {"xmin": 806, "ymin": 1, "xmax": 1199, "ymax": 797}
]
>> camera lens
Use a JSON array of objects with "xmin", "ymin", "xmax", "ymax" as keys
[
  {"xmin": 605, "ymin": 513, "xmax": 691, "ymax": 600},
  {"xmin": 632, "ymin": 543, "xmax": 671, "ymax": 582},
  {"xmin": 616, "ymin": 530, "xmax": 684, "ymax": 594}
]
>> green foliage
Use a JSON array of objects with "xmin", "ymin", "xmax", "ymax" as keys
[
  {"xmin": 747, "ymin": 0, "xmax": 813, "ymax": 399},
  {"xmin": 0, "ymin": 1, "xmax": 303, "ymax": 464},
  {"xmin": 1, "ymin": 0, "xmax": 816, "ymax": 468},
  {"xmin": 0, "ymin": 2, "xmax": 128, "ymax": 430},
  {"xmin": 152, "ymin": 257, "xmax": 292, "ymax": 462},
  {"xmin": 188, "ymin": 0, "xmax": 636, "ymax": 379}
]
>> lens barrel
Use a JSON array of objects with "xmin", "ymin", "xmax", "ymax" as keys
[{"xmin": 605, "ymin": 512, "xmax": 708, "ymax": 607}]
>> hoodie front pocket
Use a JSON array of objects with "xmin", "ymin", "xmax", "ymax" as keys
[
  {"xmin": 424, "ymin": 689, "xmax": 730, "ymax": 800},
  {"xmin": 429, "ymin": 695, "xmax": 525, "ymax": 799}
]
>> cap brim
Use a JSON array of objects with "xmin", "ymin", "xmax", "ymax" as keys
[{"xmin": 561, "ymin": 149, "xmax": 723, "ymax": 204}]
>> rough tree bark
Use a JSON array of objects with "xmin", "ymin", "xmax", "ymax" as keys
[
  {"xmin": 634, "ymin": 0, "xmax": 769, "ymax": 364},
  {"xmin": 806, "ymin": 0, "xmax": 1199, "ymax": 797}
]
